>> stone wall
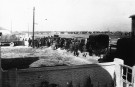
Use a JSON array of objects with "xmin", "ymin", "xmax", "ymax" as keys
[{"xmin": 2, "ymin": 62, "xmax": 116, "ymax": 87}]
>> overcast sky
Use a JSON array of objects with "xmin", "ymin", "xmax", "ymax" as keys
[{"xmin": 0, "ymin": 0, "xmax": 135, "ymax": 32}]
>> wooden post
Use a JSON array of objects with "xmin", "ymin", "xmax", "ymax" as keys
[
  {"xmin": 132, "ymin": 66, "xmax": 135, "ymax": 87},
  {"xmin": 114, "ymin": 58, "xmax": 124, "ymax": 87}
]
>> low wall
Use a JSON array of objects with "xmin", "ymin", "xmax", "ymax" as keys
[
  {"xmin": 1, "ymin": 57, "xmax": 39, "ymax": 70},
  {"xmin": 0, "ymin": 41, "xmax": 24, "ymax": 46},
  {"xmin": 2, "ymin": 62, "xmax": 116, "ymax": 87}
]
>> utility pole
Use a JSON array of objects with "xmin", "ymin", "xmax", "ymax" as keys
[
  {"xmin": 11, "ymin": 20, "xmax": 12, "ymax": 34},
  {"xmin": 32, "ymin": 7, "xmax": 35, "ymax": 48},
  {"xmin": 28, "ymin": 24, "xmax": 29, "ymax": 37}
]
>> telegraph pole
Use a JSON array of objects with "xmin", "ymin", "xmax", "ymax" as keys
[
  {"xmin": 32, "ymin": 7, "xmax": 35, "ymax": 48},
  {"xmin": 11, "ymin": 20, "xmax": 12, "ymax": 34},
  {"xmin": 28, "ymin": 24, "xmax": 29, "ymax": 37}
]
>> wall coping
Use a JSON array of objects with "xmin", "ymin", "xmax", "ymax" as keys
[{"xmin": 2, "ymin": 62, "xmax": 115, "ymax": 73}]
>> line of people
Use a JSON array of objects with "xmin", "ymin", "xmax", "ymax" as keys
[{"xmin": 28, "ymin": 34, "xmax": 109, "ymax": 57}]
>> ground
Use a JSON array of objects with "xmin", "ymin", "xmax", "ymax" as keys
[{"xmin": 1, "ymin": 46, "xmax": 99, "ymax": 67}]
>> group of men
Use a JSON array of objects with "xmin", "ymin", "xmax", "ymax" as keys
[{"xmin": 28, "ymin": 34, "xmax": 109, "ymax": 57}]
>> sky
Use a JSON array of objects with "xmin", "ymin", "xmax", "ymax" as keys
[{"xmin": 0, "ymin": 0, "xmax": 135, "ymax": 32}]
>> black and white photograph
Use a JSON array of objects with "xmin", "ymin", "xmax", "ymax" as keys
[{"xmin": 0, "ymin": 0, "xmax": 135, "ymax": 87}]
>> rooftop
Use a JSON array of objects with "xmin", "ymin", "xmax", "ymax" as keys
[{"xmin": 129, "ymin": 14, "xmax": 135, "ymax": 18}]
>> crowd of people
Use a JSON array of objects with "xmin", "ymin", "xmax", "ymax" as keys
[{"xmin": 28, "ymin": 34, "xmax": 109, "ymax": 57}]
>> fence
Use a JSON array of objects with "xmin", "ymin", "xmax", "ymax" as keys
[{"xmin": 0, "ymin": 58, "xmax": 135, "ymax": 87}]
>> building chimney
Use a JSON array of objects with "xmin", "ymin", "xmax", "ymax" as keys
[{"xmin": 130, "ymin": 15, "xmax": 135, "ymax": 38}]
